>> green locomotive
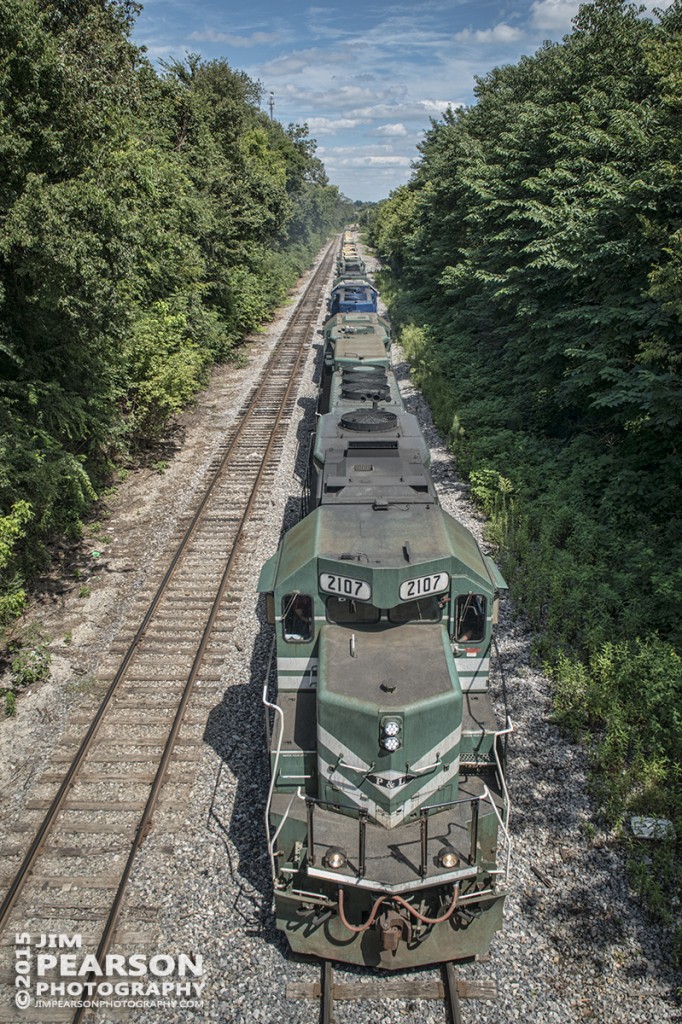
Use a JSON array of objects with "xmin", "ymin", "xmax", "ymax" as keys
[{"xmin": 258, "ymin": 399, "xmax": 511, "ymax": 968}]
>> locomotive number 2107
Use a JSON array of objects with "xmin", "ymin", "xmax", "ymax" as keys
[
  {"xmin": 320, "ymin": 573, "xmax": 372, "ymax": 601},
  {"xmin": 399, "ymin": 572, "xmax": 449, "ymax": 600}
]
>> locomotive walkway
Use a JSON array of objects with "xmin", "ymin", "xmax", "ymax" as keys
[{"xmin": 0, "ymin": 239, "xmax": 337, "ymax": 1023}]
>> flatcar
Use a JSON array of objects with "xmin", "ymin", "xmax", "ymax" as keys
[{"xmin": 258, "ymin": 233, "xmax": 511, "ymax": 971}]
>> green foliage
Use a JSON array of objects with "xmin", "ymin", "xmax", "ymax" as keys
[
  {"xmin": 9, "ymin": 627, "xmax": 51, "ymax": 690},
  {"xmin": 124, "ymin": 300, "xmax": 210, "ymax": 439},
  {"xmin": 1, "ymin": 624, "xmax": 51, "ymax": 714},
  {"xmin": 0, "ymin": 501, "xmax": 32, "ymax": 624},
  {"xmin": 0, "ymin": 2, "xmax": 349, "ymax": 631},
  {"xmin": 374, "ymin": 0, "xmax": 682, "ymax": 958}
]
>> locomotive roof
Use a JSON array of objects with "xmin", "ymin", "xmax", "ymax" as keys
[
  {"xmin": 314, "ymin": 410, "xmax": 427, "ymax": 463},
  {"xmin": 331, "ymin": 279, "xmax": 377, "ymax": 297},
  {"xmin": 324, "ymin": 313, "xmax": 390, "ymax": 343},
  {"xmin": 327, "ymin": 311, "xmax": 385, "ymax": 324},
  {"xmin": 259, "ymin": 504, "xmax": 495, "ymax": 597},
  {"xmin": 332, "ymin": 337, "xmax": 388, "ymax": 362},
  {"xmin": 327, "ymin": 372, "xmax": 403, "ymax": 411}
]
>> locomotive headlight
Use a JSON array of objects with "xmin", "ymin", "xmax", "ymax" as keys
[
  {"xmin": 324, "ymin": 847, "xmax": 348, "ymax": 870},
  {"xmin": 438, "ymin": 846, "xmax": 460, "ymax": 870},
  {"xmin": 380, "ymin": 718, "xmax": 402, "ymax": 752}
]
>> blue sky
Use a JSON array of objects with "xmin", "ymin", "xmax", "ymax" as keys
[{"xmin": 131, "ymin": 0, "xmax": 668, "ymax": 202}]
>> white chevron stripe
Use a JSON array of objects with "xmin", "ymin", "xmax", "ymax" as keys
[
  {"xmin": 460, "ymin": 678, "xmax": 487, "ymax": 692},
  {"xmin": 317, "ymin": 753, "xmax": 462, "ymax": 828},
  {"xmin": 317, "ymin": 726, "xmax": 372, "ymax": 772},
  {"xmin": 409, "ymin": 725, "xmax": 462, "ymax": 773},
  {"xmin": 277, "ymin": 656, "xmax": 319, "ymax": 690}
]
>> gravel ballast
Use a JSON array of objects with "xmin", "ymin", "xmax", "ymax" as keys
[{"xmin": 0, "ymin": 242, "xmax": 678, "ymax": 1024}]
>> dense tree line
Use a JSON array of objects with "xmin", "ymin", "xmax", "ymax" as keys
[
  {"xmin": 0, "ymin": 0, "xmax": 350, "ymax": 622},
  {"xmin": 370, "ymin": 0, "xmax": 681, "ymax": 955}
]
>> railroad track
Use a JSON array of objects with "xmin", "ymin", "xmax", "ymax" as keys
[
  {"xmin": 287, "ymin": 959, "xmax": 497, "ymax": 1024},
  {"xmin": 0, "ymin": 239, "xmax": 337, "ymax": 1023}
]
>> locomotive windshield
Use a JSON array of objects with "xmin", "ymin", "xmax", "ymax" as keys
[
  {"xmin": 325, "ymin": 596, "xmax": 442, "ymax": 626},
  {"xmin": 388, "ymin": 597, "xmax": 441, "ymax": 623},
  {"xmin": 326, "ymin": 597, "xmax": 381, "ymax": 624}
]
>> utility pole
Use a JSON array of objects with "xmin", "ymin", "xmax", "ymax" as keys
[{"xmin": 268, "ymin": 91, "xmax": 275, "ymax": 120}]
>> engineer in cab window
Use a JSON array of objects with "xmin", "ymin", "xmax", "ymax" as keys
[
  {"xmin": 455, "ymin": 594, "xmax": 486, "ymax": 643},
  {"xmin": 283, "ymin": 595, "xmax": 313, "ymax": 642}
]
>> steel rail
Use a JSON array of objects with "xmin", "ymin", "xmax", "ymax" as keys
[
  {"xmin": 0, "ymin": 239, "xmax": 337, "ymax": 948},
  {"xmin": 321, "ymin": 961, "xmax": 334, "ymax": 1024},
  {"xmin": 318, "ymin": 959, "xmax": 467, "ymax": 1024},
  {"xmin": 443, "ymin": 962, "xmax": 464, "ymax": 1024},
  {"xmin": 71, "ymin": 238, "xmax": 336, "ymax": 1023}
]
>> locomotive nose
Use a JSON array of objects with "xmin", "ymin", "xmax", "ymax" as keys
[{"xmin": 317, "ymin": 623, "xmax": 462, "ymax": 827}]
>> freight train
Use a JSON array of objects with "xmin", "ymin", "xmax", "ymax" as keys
[{"xmin": 258, "ymin": 231, "xmax": 512, "ymax": 970}]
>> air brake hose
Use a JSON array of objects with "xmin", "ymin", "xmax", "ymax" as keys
[
  {"xmin": 336, "ymin": 889, "xmax": 386, "ymax": 933},
  {"xmin": 337, "ymin": 883, "xmax": 459, "ymax": 933}
]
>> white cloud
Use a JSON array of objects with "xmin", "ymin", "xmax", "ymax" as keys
[
  {"xmin": 455, "ymin": 23, "xmax": 523, "ymax": 44},
  {"xmin": 304, "ymin": 117, "xmax": 369, "ymax": 135},
  {"xmin": 189, "ymin": 29, "xmax": 283, "ymax": 47},
  {"xmin": 262, "ymin": 48, "xmax": 349, "ymax": 75},
  {"xmin": 277, "ymin": 82, "xmax": 400, "ymax": 109},
  {"xmin": 529, "ymin": 0, "xmax": 580, "ymax": 32},
  {"xmin": 530, "ymin": 0, "xmax": 677, "ymax": 35},
  {"xmin": 344, "ymin": 99, "xmax": 462, "ymax": 123},
  {"xmin": 418, "ymin": 99, "xmax": 463, "ymax": 114},
  {"xmin": 326, "ymin": 155, "xmax": 413, "ymax": 168},
  {"xmin": 324, "ymin": 144, "xmax": 399, "ymax": 154},
  {"xmin": 376, "ymin": 123, "xmax": 409, "ymax": 137}
]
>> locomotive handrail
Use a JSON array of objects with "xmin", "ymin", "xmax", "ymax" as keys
[
  {"xmin": 262, "ymin": 636, "xmax": 287, "ymax": 884},
  {"xmin": 481, "ymin": 783, "xmax": 513, "ymax": 883},
  {"xmin": 303, "ymin": 786, "xmax": 506, "ymax": 882},
  {"xmin": 270, "ymin": 787, "xmax": 305, "ymax": 859},
  {"xmin": 333, "ymin": 755, "xmax": 376, "ymax": 778},
  {"xmin": 494, "ymin": 716, "xmax": 514, "ymax": 834},
  {"xmin": 407, "ymin": 756, "xmax": 442, "ymax": 777},
  {"xmin": 489, "ymin": 717, "xmax": 514, "ymax": 882}
]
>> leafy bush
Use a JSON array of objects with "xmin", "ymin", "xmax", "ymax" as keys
[
  {"xmin": 0, "ymin": 3, "xmax": 351, "ymax": 637},
  {"xmin": 1, "ymin": 624, "xmax": 51, "ymax": 715},
  {"xmin": 0, "ymin": 502, "xmax": 33, "ymax": 625},
  {"xmin": 372, "ymin": 0, "xmax": 682, "ymax": 960}
]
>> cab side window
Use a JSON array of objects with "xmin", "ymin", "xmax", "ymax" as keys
[
  {"xmin": 454, "ymin": 594, "xmax": 487, "ymax": 643},
  {"xmin": 283, "ymin": 594, "xmax": 313, "ymax": 642}
]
